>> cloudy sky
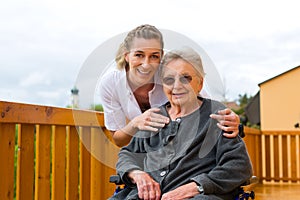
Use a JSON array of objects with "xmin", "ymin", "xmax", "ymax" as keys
[{"xmin": 1, "ymin": 0, "xmax": 299, "ymax": 108}]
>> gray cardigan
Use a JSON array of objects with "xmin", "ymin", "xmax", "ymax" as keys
[{"xmin": 111, "ymin": 98, "xmax": 253, "ymax": 200}]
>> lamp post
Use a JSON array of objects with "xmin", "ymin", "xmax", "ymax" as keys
[{"xmin": 71, "ymin": 86, "xmax": 79, "ymax": 108}]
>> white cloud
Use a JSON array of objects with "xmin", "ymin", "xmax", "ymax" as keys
[{"xmin": 19, "ymin": 71, "xmax": 50, "ymax": 87}]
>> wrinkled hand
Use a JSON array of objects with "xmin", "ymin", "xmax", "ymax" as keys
[
  {"xmin": 210, "ymin": 108, "xmax": 240, "ymax": 138},
  {"xmin": 130, "ymin": 108, "xmax": 170, "ymax": 132},
  {"xmin": 129, "ymin": 170, "xmax": 161, "ymax": 200},
  {"xmin": 161, "ymin": 182, "xmax": 199, "ymax": 200}
]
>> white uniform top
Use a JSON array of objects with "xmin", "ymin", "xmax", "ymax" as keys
[{"xmin": 99, "ymin": 67, "xmax": 168, "ymax": 131}]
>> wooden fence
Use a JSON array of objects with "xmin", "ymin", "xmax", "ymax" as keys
[
  {"xmin": 0, "ymin": 101, "xmax": 120, "ymax": 200},
  {"xmin": 243, "ymin": 127, "xmax": 300, "ymax": 184},
  {"xmin": 1, "ymin": 100, "xmax": 300, "ymax": 200}
]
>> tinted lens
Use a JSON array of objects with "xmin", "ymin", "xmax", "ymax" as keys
[
  {"xmin": 179, "ymin": 75, "xmax": 192, "ymax": 84},
  {"xmin": 162, "ymin": 77, "xmax": 175, "ymax": 85},
  {"xmin": 162, "ymin": 75, "xmax": 193, "ymax": 85}
]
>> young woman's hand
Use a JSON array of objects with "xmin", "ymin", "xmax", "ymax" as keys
[
  {"xmin": 210, "ymin": 108, "xmax": 240, "ymax": 138},
  {"xmin": 111, "ymin": 108, "xmax": 170, "ymax": 147},
  {"xmin": 130, "ymin": 108, "xmax": 170, "ymax": 132}
]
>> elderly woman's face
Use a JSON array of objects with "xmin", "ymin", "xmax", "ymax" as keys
[{"xmin": 162, "ymin": 58, "xmax": 203, "ymax": 106}]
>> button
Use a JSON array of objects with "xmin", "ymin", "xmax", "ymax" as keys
[
  {"xmin": 175, "ymin": 117, "xmax": 181, "ymax": 123},
  {"xmin": 160, "ymin": 171, "xmax": 167, "ymax": 177}
]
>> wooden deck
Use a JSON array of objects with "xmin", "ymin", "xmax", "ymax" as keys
[
  {"xmin": 254, "ymin": 183, "xmax": 300, "ymax": 199},
  {"xmin": 1, "ymin": 100, "xmax": 300, "ymax": 199}
]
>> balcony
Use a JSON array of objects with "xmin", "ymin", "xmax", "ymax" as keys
[{"xmin": 1, "ymin": 100, "xmax": 300, "ymax": 199}]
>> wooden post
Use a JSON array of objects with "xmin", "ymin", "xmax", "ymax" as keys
[
  {"xmin": 16, "ymin": 124, "xmax": 35, "ymax": 200},
  {"xmin": 0, "ymin": 124, "xmax": 15, "ymax": 200},
  {"xmin": 35, "ymin": 125, "xmax": 51, "ymax": 200}
]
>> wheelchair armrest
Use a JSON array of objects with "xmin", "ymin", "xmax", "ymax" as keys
[
  {"xmin": 109, "ymin": 175, "xmax": 124, "ymax": 185},
  {"xmin": 240, "ymin": 176, "xmax": 259, "ymax": 191}
]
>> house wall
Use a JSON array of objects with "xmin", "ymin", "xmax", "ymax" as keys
[{"xmin": 260, "ymin": 67, "xmax": 300, "ymax": 130}]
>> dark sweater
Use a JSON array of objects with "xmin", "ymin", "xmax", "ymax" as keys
[{"xmin": 111, "ymin": 98, "xmax": 253, "ymax": 200}]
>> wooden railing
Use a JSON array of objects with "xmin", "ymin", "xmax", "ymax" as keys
[
  {"xmin": 1, "ymin": 101, "xmax": 300, "ymax": 200},
  {"xmin": 0, "ymin": 101, "xmax": 120, "ymax": 200},
  {"xmin": 243, "ymin": 127, "xmax": 300, "ymax": 183}
]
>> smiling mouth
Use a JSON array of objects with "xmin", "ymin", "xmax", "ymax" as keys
[
  {"xmin": 172, "ymin": 92, "xmax": 186, "ymax": 97},
  {"xmin": 137, "ymin": 68, "xmax": 151, "ymax": 75}
]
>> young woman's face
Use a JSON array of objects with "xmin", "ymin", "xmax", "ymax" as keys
[
  {"xmin": 162, "ymin": 58, "xmax": 203, "ymax": 107},
  {"xmin": 125, "ymin": 38, "xmax": 162, "ymax": 88}
]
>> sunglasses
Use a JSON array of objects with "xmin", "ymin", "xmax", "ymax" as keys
[{"xmin": 162, "ymin": 75, "xmax": 194, "ymax": 85}]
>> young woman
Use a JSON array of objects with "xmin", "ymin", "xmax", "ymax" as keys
[{"xmin": 99, "ymin": 24, "xmax": 240, "ymax": 147}]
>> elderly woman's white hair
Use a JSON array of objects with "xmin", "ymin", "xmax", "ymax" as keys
[{"xmin": 160, "ymin": 47, "xmax": 206, "ymax": 78}]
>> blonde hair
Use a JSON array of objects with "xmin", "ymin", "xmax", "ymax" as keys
[{"xmin": 115, "ymin": 24, "xmax": 164, "ymax": 70}]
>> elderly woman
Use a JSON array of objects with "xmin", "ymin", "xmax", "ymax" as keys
[{"xmin": 110, "ymin": 48, "xmax": 252, "ymax": 200}]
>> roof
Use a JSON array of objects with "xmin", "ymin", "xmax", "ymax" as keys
[
  {"xmin": 258, "ymin": 65, "xmax": 300, "ymax": 86},
  {"xmin": 223, "ymin": 101, "xmax": 240, "ymax": 111}
]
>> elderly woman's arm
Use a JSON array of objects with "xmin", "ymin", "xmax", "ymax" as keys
[
  {"xmin": 116, "ymin": 137, "xmax": 162, "ymax": 200},
  {"xmin": 116, "ymin": 138, "xmax": 145, "ymax": 187},
  {"xmin": 162, "ymin": 136, "xmax": 252, "ymax": 199},
  {"xmin": 191, "ymin": 136, "xmax": 253, "ymax": 195}
]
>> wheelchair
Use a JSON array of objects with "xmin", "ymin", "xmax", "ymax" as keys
[
  {"xmin": 110, "ymin": 175, "xmax": 258, "ymax": 200},
  {"xmin": 234, "ymin": 176, "xmax": 258, "ymax": 200}
]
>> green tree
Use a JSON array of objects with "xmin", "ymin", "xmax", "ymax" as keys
[
  {"xmin": 90, "ymin": 104, "xmax": 104, "ymax": 111},
  {"xmin": 233, "ymin": 93, "xmax": 253, "ymax": 125}
]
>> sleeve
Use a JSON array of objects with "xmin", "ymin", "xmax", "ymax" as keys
[
  {"xmin": 98, "ymin": 72, "xmax": 126, "ymax": 131},
  {"xmin": 191, "ymin": 136, "xmax": 253, "ymax": 194},
  {"xmin": 116, "ymin": 137, "xmax": 147, "ymax": 187}
]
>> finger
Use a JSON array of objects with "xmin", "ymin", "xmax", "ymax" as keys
[
  {"xmin": 145, "ymin": 115, "xmax": 169, "ymax": 128},
  {"xmin": 217, "ymin": 108, "xmax": 231, "ymax": 115},
  {"xmin": 140, "ymin": 181, "xmax": 150, "ymax": 200},
  {"xmin": 218, "ymin": 119, "xmax": 238, "ymax": 127},
  {"xmin": 148, "ymin": 107, "xmax": 161, "ymax": 113},
  {"xmin": 223, "ymin": 131, "xmax": 239, "ymax": 138},
  {"xmin": 209, "ymin": 113, "xmax": 224, "ymax": 121},
  {"xmin": 151, "ymin": 182, "xmax": 161, "ymax": 200},
  {"xmin": 211, "ymin": 109, "xmax": 235, "ymax": 121},
  {"xmin": 217, "ymin": 122, "xmax": 237, "ymax": 132},
  {"xmin": 139, "ymin": 125, "xmax": 159, "ymax": 132},
  {"xmin": 150, "ymin": 113, "xmax": 170, "ymax": 123},
  {"xmin": 142, "ymin": 184, "xmax": 151, "ymax": 200},
  {"xmin": 136, "ymin": 181, "xmax": 145, "ymax": 199},
  {"xmin": 217, "ymin": 123, "xmax": 239, "ymax": 138},
  {"xmin": 145, "ymin": 117, "xmax": 165, "ymax": 128},
  {"xmin": 147, "ymin": 115, "xmax": 167, "ymax": 125},
  {"xmin": 149, "ymin": 121, "xmax": 166, "ymax": 128},
  {"xmin": 148, "ymin": 184, "xmax": 156, "ymax": 200},
  {"xmin": 154, "ymin": 184, "xmax": 161, "ymax": 200},
  {"xmin": 155, "ymin": 189, "xmax": 161, "ymax": 200}
]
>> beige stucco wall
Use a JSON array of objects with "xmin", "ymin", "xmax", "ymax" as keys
[{"xmin": 260, "ymin": 67, "xmax": 300, "ymax": 130}]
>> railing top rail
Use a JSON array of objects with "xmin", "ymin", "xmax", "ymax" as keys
[
  {"xmin": 261, "ymin": 130, "xmax": 300, "ymax": 135},
  {"xmin": 244, "ymin": 126, "xmax": 261, "ymax": 135},
  {"xmin": 0, "ymin": 100, "xmax": 104, "ymax": 127}
]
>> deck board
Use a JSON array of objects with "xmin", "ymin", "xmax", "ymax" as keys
[{"xmin": 254, "ymin": 183, "xmax": 300, "ymax": 199}]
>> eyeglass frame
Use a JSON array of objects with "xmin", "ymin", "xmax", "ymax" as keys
[{"xmin": 162, "ymin": 74, "xmax": 199, "ymax": 86}]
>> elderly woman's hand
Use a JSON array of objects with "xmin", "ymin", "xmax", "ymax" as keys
[
  {"xmin": 210, "ymin": 108, "xmax": 240, "ymax": 138},
  {"xmin": 130, "ymin": 108, "xmax": 170, "ymax": 132},
  {"xmin": 128, "ymin": 170, "xmax": 161, "ymax": 200},
  {"xmin": 161, "ymin": 182, "xmax": 199, "ymax": 200}
]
